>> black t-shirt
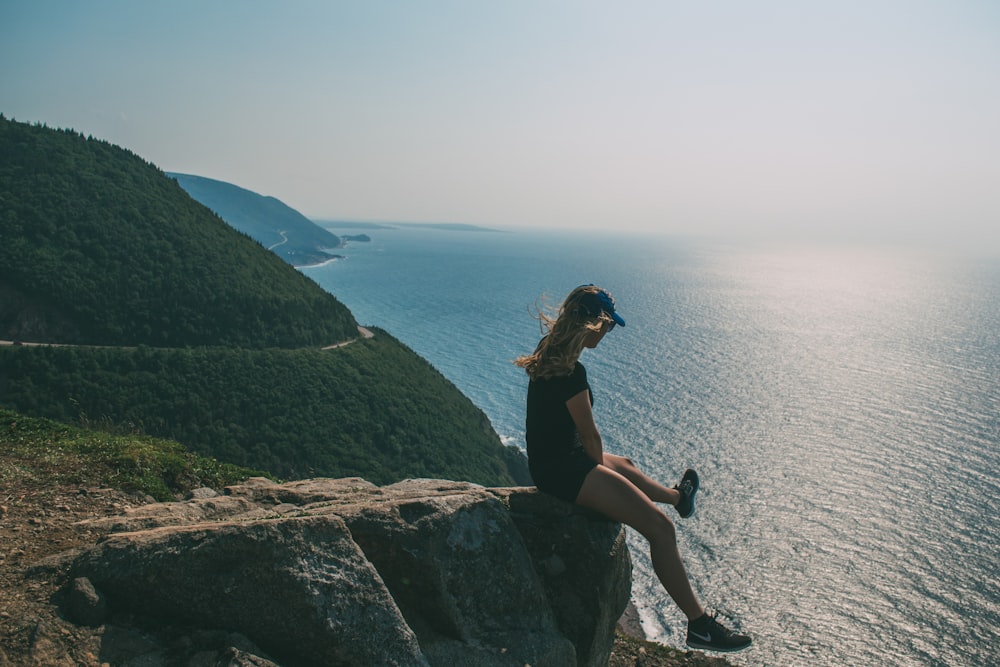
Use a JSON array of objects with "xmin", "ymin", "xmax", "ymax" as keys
[{"xmin": 525, "ymin": 361, "xmax": 593, "ymax": 468}]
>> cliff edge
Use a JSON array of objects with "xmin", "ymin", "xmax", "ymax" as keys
[
  {"xmin": 1, "ymin": 477, "xmax": 732, "ymax": 666},
  {"xmin": 17, "ymin": 478, "xmax": 630, "ymax": 666}
]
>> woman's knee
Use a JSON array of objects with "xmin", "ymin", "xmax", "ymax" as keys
[
  {"xmin": 612, "ymin": 496, "xmax": 676, "ymax": 545},
  {"xmin": 605, "ymin": 454, "xmax": 637, "ymax": 473},
  {"xmin": 642, "ymin": 510, "xmax": 677, "ymax": 546}
]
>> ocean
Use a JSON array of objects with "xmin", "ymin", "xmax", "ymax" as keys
[{"xmin": 301, "ymin": 226, "xmax": 1000, "ymax": 666}]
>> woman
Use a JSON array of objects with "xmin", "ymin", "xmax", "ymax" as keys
[{"xmin": 515, "ymin": 284, "xmax": 751, "ymax": 653}]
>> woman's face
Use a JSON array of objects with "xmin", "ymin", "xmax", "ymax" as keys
[{"xmin": 583, "ymin": 321, "xmax": 612, "ymax": 349}]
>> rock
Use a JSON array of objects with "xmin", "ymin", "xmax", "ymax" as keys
[
  {"xmin": 332, "ymin": 479, "xmax": 577, "ymax": 666},
  {"xmin": 187, "ymin": 650, "xmax": 219, "ymax": 667},
  {"xmin": 187, "ymin": 487, "xmax": 218, "ymax": 500},
  {"xmin": 71, "ymin": 515, "xmax": 425, "ymax": 666},
  {"xmin": 61, "ymin": 478, "xmax": 630, "ymax": 667},
  {"xmin": 224, "ymin": 476, "xmax": 382, "ymax": 506},
  {"xmin": 215, "ymin": 647, "xmax": 282, "ymax": 667},
  {"xmin": 95, "ymin": 625, "xmax": 163, "ymax": 666},
  {"xmin": 491, "ymin": 487, "xmax": 632, "ymax": 667},
  {"xmin": 75, "ymin": 495, "xmax": 271, "ymax": 533},
  {"xmin": 66, "ymin": 576, "xmax": 107, "ymax": 627}
]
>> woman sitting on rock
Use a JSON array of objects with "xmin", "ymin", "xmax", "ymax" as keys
[{"xmin": 514, "ymin": 284, "xmax": 751, "ymax": 653}]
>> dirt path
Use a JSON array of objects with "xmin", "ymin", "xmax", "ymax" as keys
[
  {"xmin": 320, "ymin": 326, "xmax": 374, "ymax": 350},
  {"xmin": 1, "ymin": 326, "xmax": 375, "ymax": 352}
]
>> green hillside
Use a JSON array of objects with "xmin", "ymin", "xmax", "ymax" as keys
[
  {"xmin": 0, "ymin": 117, "xmax": 355, "ymax": 348},
  {"xmin": 168, "ymin": 172, "xmax": 343, "ymax": 267},
  {"xmin": 0, "ymin": 334, "xmax": 527, "ymax": 485},
  {"xmin": 0, "ymin": 116, "xmax": 529, "ymax": 487}
]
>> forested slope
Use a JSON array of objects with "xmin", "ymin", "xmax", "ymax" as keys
[
  {"xmin": 0, "ymin": 116, "xmax": 355, "ymax": 348},
  {"xmin": 0, "ymin": 332, "xmax": 526, "ymax": 485},
  {"xmin": 168, "ymin": 172, "xmax": 343, "ymax": 267},
  {"xmin": 0, "ymin": 116, "xmax": 529, "ymax": 486}
]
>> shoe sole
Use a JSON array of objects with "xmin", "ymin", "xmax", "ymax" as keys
[
  {"xmin": 676, "ymin": 469, "xmax": 699, "ymax": 518},
  {"xmin": 685, "ymin": 639, "xmax": 752, "ymax": 653}
]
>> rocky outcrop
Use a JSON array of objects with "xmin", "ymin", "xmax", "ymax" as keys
[{"xmin": 57, "ymin": 478, "xmax": 631, "ymax": 666}]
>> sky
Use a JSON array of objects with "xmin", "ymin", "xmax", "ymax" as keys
[{"xmin": 3, "ymin": 1, "xmax": 999, "ymax": 249}]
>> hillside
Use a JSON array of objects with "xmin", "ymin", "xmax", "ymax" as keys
[
  {"xmin": 0, "ymin": 333, "xmax": 527, "ymax": 485},
  {"xmin": 0, "ymin": 116, "xmax": 529, "ymax": 487},
  {"xmin": 0, "ymin": 117, "xmax": 355, "ymax": 348},
  {"xmin": 169, "ymin": 172, "xmax": 343, "ymax": 267}
]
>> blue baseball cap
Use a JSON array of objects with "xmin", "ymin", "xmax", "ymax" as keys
[{"xmin": 575, "ymin": 285, "xmax": 626, "ymax": 327}]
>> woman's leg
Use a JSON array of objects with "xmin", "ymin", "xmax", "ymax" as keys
[
  {"xmin": 576, "ymin": 464, "xmax": 705, "ymax": 620},
  {"xmin": 602, "ymin": 454, "xmax": 681, "ymax": 506}
]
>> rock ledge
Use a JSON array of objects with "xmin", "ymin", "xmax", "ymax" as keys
[{"xmin": 50, "ymin": 477, "xmax": 631, "ymax": 667}]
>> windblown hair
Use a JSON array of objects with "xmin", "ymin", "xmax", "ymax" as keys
[{"xmin": 514, "ymin": 285, "xmax": 615, "ymax": 380}]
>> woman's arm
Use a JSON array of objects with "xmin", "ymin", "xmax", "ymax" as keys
[{"xmin": 566, "ymin": 389, "xmax": 604, "ymax": 464}]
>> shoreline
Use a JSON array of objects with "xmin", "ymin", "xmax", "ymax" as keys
[{"xmin": 295, "ymin": 256, "xmax": 340, "ymax": 270}]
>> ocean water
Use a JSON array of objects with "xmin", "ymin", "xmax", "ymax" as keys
[{"xmin": 302, "ymin": 227, "xmax": 1000, "ymax": 666}]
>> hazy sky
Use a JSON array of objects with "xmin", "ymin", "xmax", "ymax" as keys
[{"xmin": 3, "ymin": 1, "xmax": 999, "ymax": 247}]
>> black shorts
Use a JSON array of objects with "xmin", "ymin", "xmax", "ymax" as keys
[{"xmin": 528, "ymin": 446, "xmax": 599, "ymax": 503}]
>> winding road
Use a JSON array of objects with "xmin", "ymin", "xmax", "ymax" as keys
[
  {"xmin": 0, "ymin": 326, "xmax": 375, "ymax": 350},
  {"xmin": 267, "ymin": 230, "xmax": 289, "ymax": 251}
]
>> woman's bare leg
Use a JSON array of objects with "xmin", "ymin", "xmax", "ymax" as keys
[
  {"xmin": 603, "ymin": 454, "xmax": 681, "ymax": 506},
  {"xmin": 576, "ymin": 465, "xmax": 705, "ymax": 620}
]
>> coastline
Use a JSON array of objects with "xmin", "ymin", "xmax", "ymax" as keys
[{"xmin": 295, "ymin": 256, "xmax": 340, "ymax": 270}]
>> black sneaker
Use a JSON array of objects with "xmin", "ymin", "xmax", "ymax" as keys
[
  {"xmin": 686, "ymin": 614, "xmax": 752, "ymax": 652},
  {"xmin": 674, "ymin": 468, "xmax": 699, "ymax": 518}
]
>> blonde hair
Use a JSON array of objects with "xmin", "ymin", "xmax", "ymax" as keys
[{"xmin": 514, "ymin": 285, "xmax": 615, "ymax": 380}]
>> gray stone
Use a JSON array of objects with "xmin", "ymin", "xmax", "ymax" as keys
[
  {"xmin": 71, "ymin": 515, "xmax": 427, "ymax": 666},
  {"xmin": 224, "ymin": 476, "xmax": 382, "ymax": 506},
  {"xmin": 335, "ymin": 479, "xmax": 577, "ymax": 666},
  {"xmin": 213, "ymin": 647, "xmax": 282, "ymax": 667},
  {"xmin": 490, "ymin": 487, "xmax": 632, "ymax": 667},
  {"xmin": 76, "ymin": 495, "xmax": 272, "ymax": 533},
  {"xmin": 63, "ymin": 478, "xmax": 631, "ymax": 667},
  {"xmin": 66, "ymin": 576, "xmax": 107, "ymax": 627}
]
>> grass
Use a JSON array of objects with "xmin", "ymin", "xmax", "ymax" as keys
[{"xmin": 0, "ymin": 407, "xmax": 267, "ymax": 500}]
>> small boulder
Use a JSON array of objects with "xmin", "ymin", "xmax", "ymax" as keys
[
  {"xmin": 66, "ymin": 576, "xmax": 107, "ymax": 627},
  {"xmin": 70, "ymin": 515, "xmax": 428, "ymax": 666}
]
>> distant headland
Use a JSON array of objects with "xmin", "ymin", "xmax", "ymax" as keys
[{"xmin": 318, "ymin": 220, "xmax": 509, "ymax": 233}]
